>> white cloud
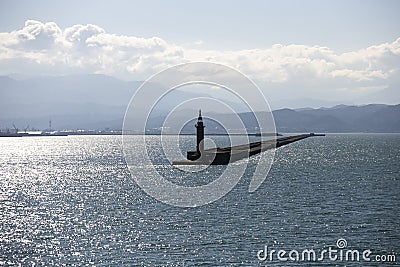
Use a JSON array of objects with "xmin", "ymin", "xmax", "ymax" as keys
[
  {"xmin": 0, "ymin": 20, "xmax": 399, "ymax": 105},
  {"xmin": 64, "ymin": 24, "xmax": 105, "ymax": 45}
]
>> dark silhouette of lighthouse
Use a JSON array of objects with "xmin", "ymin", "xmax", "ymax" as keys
[
  {"xmin": 186, "ymin": 109, "xmax": 206, "ymax": 161},
  {"xmin": 195, "ymin": 109, "xmax": 205, "ymax": 154}
]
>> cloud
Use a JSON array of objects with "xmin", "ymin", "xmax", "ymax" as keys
[
  {"xmin": 6, "ymin": 20, "xmax": 62, "ymax": 50},
  {"xmin": 64, "ymin": 24, "xmax": 105, "ymax": 46},
  {"xmin": 0, "ymin": 20, "xmax": 399, "ymax": 105}
]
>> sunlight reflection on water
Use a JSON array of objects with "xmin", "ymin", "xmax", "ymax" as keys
[{"xmin": 0, "ymin": 134, "xmax": 399, "ymax": 265}]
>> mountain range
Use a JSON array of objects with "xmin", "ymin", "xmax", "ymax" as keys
[{"xmin": 0, "ymin": 75, "xmax": 399, "ymax": 133}]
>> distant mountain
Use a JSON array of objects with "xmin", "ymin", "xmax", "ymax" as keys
[
  {"xmin": 0, "ymin": 74, "xmax": 143, "ymax": 129},
  {"xmin": 145, "ymin": 104, "xmax": 400, "ymax": 133},
  {"xmin": 0, "ymin": 75, "xmax": 399, "ymax": 132},
  {"xmin": 272, "ymin": 104, "xmax": 400, "ymax": 133},
  {"xmin": 0, "ymin": 75, "xmax": 249, "ymax": 129}
]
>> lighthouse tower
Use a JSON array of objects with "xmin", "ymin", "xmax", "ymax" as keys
[{"xmin": 195, "ymin": 109, "xmax": 205, "ymax": 154}]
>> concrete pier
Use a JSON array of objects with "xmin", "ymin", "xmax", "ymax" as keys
[{"xmin": 172, "ymin": 133, "xmax": 324, "ymax": 165}]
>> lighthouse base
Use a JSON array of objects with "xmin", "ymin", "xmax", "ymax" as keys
[{"xmin": 187, "ymin": 151, "xmax": 201, "ymax": 161}]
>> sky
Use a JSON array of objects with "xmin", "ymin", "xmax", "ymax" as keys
[{"xmin": 0, "ymin": 0, "xmax": 399, "ymax": 108}]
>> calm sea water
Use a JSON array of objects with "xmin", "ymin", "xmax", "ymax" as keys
[{"xmin": 0, "ymin": 134, "xmax": 399, "ymax": 266}]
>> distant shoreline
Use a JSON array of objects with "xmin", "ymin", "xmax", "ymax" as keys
[
  {"xmin": 0, "ymin": 132, "xmax": 282, "ymax": 137},
  {"xmin": 2, "ymin": 132, "xmax": 400, "ymax": 138}
]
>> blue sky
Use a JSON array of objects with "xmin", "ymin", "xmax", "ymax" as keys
[{"xmin": 0, "ymin": 0, "xmax": 399, "ymax": 107}]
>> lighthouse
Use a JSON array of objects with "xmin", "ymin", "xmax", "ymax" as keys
[
  {"xmin": 195, "ymin": 109, "xmax": 205, "ymax": 154},
  {"xmin": 186, "ymin": 110, "xmax": 205, "ymax": 161}
]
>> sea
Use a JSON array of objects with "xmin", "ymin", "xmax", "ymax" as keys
[{"xmin": 0, "ymin": 134, "xmax": 399, "ymax": 266}]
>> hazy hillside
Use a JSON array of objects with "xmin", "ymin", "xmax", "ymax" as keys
[
  {"xmin": 143, "ymin": 104, "xmax": 400, "ymax": 133},
  {"xmin": 0, "ymin": 75, "xmax": 239, "ymax": 129},
  {"xmin": 1, "ymin": 75, "xmax": 399, "ymax": 132},
  {"xmin": 272, "ymin": 104, "xmax": 400, "ymax": 133}
]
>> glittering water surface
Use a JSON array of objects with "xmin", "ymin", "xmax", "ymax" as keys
[{"xmin": 0, "ymin": 135, "xmax": 399, "ymax": 266}]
